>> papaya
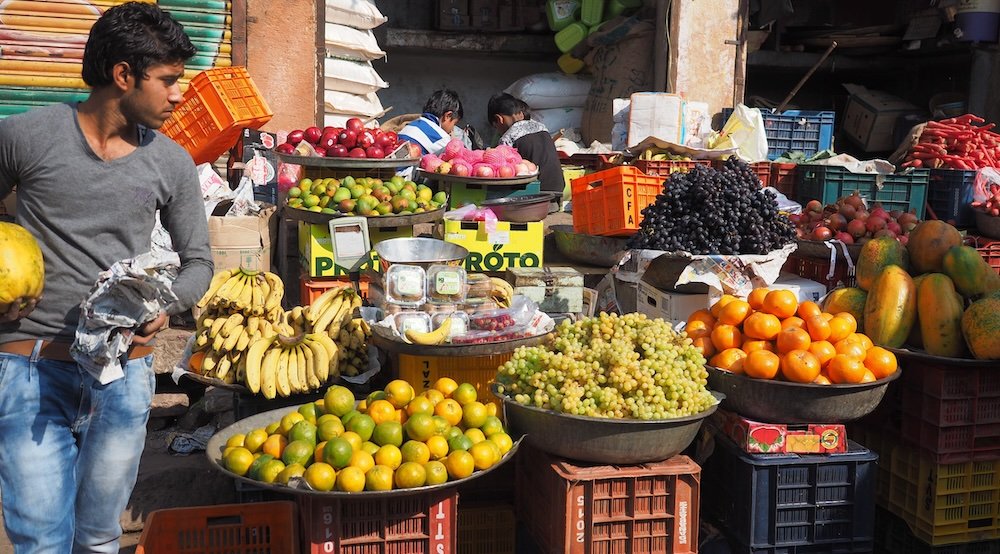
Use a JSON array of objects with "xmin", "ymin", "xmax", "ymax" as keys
[
  {"xmin": 907, "ymin": 274, "xmax": 928, "ymax": 348},
  {"xmin": 943, "ymin": 245, "xmax": 1000, "ymax": 299},
  {"xmin": 907, "ymin": 220, "xmax": 963, "ymax": 274},
  {"xmin": 822, "ymin": 287, "xmax": 867, "ymax": 328},
  {"xmin": 856, "ymin": 236, "xmax": 909, "ymax": 291},
  {"xmin": 0, "ymin": 221, "xmax": 45, "ymax": 307},
  {"xmin": 962, "ymin": 292, "xmax": 1000, "ymax": 359},
  {"xmin": 863, "ymin": 265, "xmax": 916, "ymax": 348},
  {"xmin": 917, "ymin": 274, "xmax": 967, "ymax": 358}
]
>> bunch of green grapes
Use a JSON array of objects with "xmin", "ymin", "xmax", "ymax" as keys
[{"xmin": 495, "ymin": 313, "xmax": 716, "ymax": 420}]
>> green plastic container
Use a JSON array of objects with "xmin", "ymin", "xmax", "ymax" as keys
[
  {"xmin": 607, "ymin": 0, "xmax": 641, "ymax": 18},
  {"xmin": 554, "ymin": 21, "xmax": 589, "ymax": 53},
  {"xmin": 546, "ymin": 0, "xmax": 580, "ymax": 32},
  {"xmin": 581, "ymin": 0, "xmax": 604, "ymax": 26}
]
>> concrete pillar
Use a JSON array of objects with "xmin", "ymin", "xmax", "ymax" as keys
[{"xmin": 668, "ymin": 0, "xmax": 744, "ymax": 114}]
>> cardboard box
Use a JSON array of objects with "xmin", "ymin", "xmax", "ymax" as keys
[
  {"xmin": 636, "ymin": 280, "xmax": 710, "ymax": 326},
  {"xmin": 766, "ymin": 273, "xmax": 826, "ymax": 303},
  {"xmin": 208, "ymin": 204, "xmax": 277, "ymax": 272},
  {"xmin": 627, "ymin": 93, "xmax": 684, "ymax": 147},
  {"xmin": 469, "ymin": 0, "xmax": 498, "ymax": 29},
  {"xmin": 298, "ymin": 221, "xmax": 411, "ymax": 277},
  {"xmin": 842, "ymin": 84, "xmax": 920, "ymax": 152},
  {"xmin": 443, "ymin": 219, "xmax": 543, "ymax": 272},
  {"xmin": 509, "ymin": 267, "xmax": 584, "ymax": 313},
  {"xmin": 228, "ymin": 129, "xmax": 279, "ymax": 205},
  {"xmin": 711, "ymin": 410, "xmax": 848, "ymax": 454}
]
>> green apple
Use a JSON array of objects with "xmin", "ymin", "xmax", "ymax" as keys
[
  {"xmin": 333, "ymin": 187, "xmax": 352, "ymax": 202},
  {"xmin": 321, "ymin": 207, "xmax": 337, "ymax": 214},
  {"xmin": 391, "ymin": 196, "xmax": 409, "ymax": 213},
  {"xmin": 287, "ymin": 186, "xmax": 302, "ymax": 198},
  {"xmin": 400, "ymin": 189, "xmax": 416, "ymax": 201},
  {"xmin": 319, "ymin": 196, "xmax": 331, "ymax": 208},
  {"xmin": 303, "ymin": 195, "xmax": 320, "ymax": 208},
  {"xmin": 432, "ymin": 191, "xmax": 447, "ymax": 204},
  {"xmin": 312, "ymin": 182, "xmax": 327, "ymax": 196},
  {"xmin": 309, "ymin": 206, "xmax": 322, "ymax": 212},
  {"xmin": 390, "ymin": 175, "xmax": 405, "ymax": 187},
  {"xmin": 417, "ymin": 188, "xmax": 432, "ymax": 202},
  {"xmin": 342, "ymin": 176, "xmax": 356, "ymax": 188}
]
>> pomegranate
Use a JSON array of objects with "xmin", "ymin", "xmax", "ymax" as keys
[
  {"xmin": 874, "ymin": 228, "xmax": 897, "ymax": 239},
  {"xmin": 886, "ymin": 221, "xmax": 902, "ymax": 236},
  {"xmin": 898, "ymin": 235, "xmax": 909, "ymax": 246},
  {"xmin": 839, "ymin": 204, "xmax": 857, "ymax": 219},
  {"xmin": 847, "ymin": 219, "xmax": 867, "ymax": 239},
  {"xmin": 866, "ymin": 216, "xmax": 887, "ymax": 234},
  {"xmin": 897, "ymin": 212, "xmax": 919, "ymax": 227},
  {"xmin": 827, "ymin": 214, "xmax": 847, "ymax": 232},
  {"xmin": 805, "ymin": 200, "xmax": 824, "ymax": 214},
  {"xmin": 870, "ymin": 207, "xmax": 890, "ymax": 221},
  {"xmin": 834, "ymin": 231, "xmax": 854, "ymax": 244},
  {"xmin": 812, "ymin": 226, "xmax": 833, "ymax": 241},
  {"xmin": 843, "ymin": 191, "xmax": 865, "ymax": 209}
]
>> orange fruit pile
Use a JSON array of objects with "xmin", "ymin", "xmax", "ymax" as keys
[{"xmin": 687, "ymin": 289, "xmax": 898, "ymax": 385}]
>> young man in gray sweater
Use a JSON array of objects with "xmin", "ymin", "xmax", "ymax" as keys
[{"xmin": 0, "ymin": 3, "xmax": 213, "ymax": 552}]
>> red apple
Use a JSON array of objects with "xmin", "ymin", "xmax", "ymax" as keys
[
  {"xmin": 384, "ymin": 131, "xmax": 398, "ymax": 144},
  {"xmin": 338, "ymin": 130, "xmax": 357, "ymax": 149},
  {"xmin": 405, "ymin": 142, "xmax": 422, "ymax": 159},
  {"xmin": 275, "ymin": 143, "xmax": 296, "ymax": 155},
  {"xmin": 313, "ymin": 146, "xmax": 327, "ymax": 157},
  {"xmin": 323, "ymin": 126, "xmax": 336, "ymax": 135},
  {"xmin": 375, "ymin": 133, "xmax": 395, "ymax": 149},
  {"xmin": 328, "ymin": 144, "xmax": 349, "ymax": 157},
  {"xmin": 365, "ymin": 146, "xmax": 385, "ymax": 159},
  {"xmin": 345, "ymin": 118, "xmax": 365, "ymax": 133},
  {"xmin": 286, "ymin": 129, "xmax": 304, "ymax": 146},
  {"xmin": 348, "ymin": 147, "xmax": 367, "ymax": 158},
  {"xmin": 303, "ymin": 126, "xmax": 322, "ymax": 144},
  {"xmin": 319, "ymin": 131, "xmax": 338, "ymax": 151},
  {"xmin": 358, "ymin": 130, "xmax": 376, "ymax": 149}
]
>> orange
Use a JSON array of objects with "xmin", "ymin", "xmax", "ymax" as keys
[
  {"xmin": 747, "ymin": 288, "xmax": 770, "ymax": 311},
  {"xmin": 375, "ymin": 444, "xmax": 403, "ymax": 470},
  {"xmin": 404, "ymin": 412, "xmax": 437, "ymax": 442},
  {"xmin": 692, "ymin": 336, "xmax": 717, "ymax": 358},
  {"xmin": 469, "ymin": 441, "xmax": 500, "ymax": 470},
  {"xmin": 820, "ymin": 313, "xmax": 835, "ymax": 322},
  {"xmin": 805, "ymin": 315, "xmax": 832, "ymax": 341},
  {"xmin": 835, "ymin": 340, "xmax": 867, "ymax": 360},
  {"xmin": 349, "ymin": 450, "xmax": 375, "ymax": 473},
  {"xmin": 303, "ymin": 462, "xmax": 336, "ymax": 492},
  {"xmin": 385, "ymin": 379, "xmax": 415, "ymax": 409},
  {"xmin": 405, "ymin": 395, "xmax": 435, "ymax": 417},
  {"xmin": 452, "ymin": 383, "xmax": 478, "ymax": 406},
  {"xmin": 434, "ymin": 399, "xmax": 464, "ymax": 426},
  {"xmin": 394, "ymin": 461, "xmax": 427, "ymax": 489},
  {"xmin": 808, "ymin": 340, "xmax": 837, "ymax": 369},
  {"xmin": 443, "ymin": 450, "xmax": 475, "ymax": 479},
  {"xmin": 711, "ymin": 324, "xmax": 742, "ymax": 351},
  {"xmin": 828, "ymin": 354, "xmax": 866, "ymax": 384},
  {"xmin": 223, "ymin": 447, "xmax": 254, "ymax": 476},
  {"xmin": 827, "ymin": 316, "xmax": 855, "ymax": 343},
  {"xmin": 422, "ymin": 389, "xmax": 445, "ymax": 406},
  {"xmin": 718, "ymin": 300, "xmax": 752, "ymax": 326},
  {"xmin": 863, "ymin": 347, "xmax": 897, "ymax": 379},
  {"xmin": 335, "ymin": 466, "xmax": 366, "ymax": 492},
  {"xmin": 685, "ymin": 320, "xmax": 712, "ymax": 339},
  {"xmin": 365, "ymin": 465, "xmax": 394, "ymax": 491},
  {"xmin": 710, "ymin": 294, "xmax": 737, "ymax": 319},
  {"xmin": 401, "ymin": 440, "xmax": 431, "ymax": 464},
  {"xmin": 742, "ymin": 339, "xmax": 774, "ymax": 354},
  {"xmin": 424, "ymin": 461, "xmax": 449, "ymax": 485},
  {"xmin": 743, "ymin": 312, "xmax": 781, "ymax": 340},
  {"xmin": 340, "ymin": 431, "xmax": 363, "ymax": 452},
  {"xmin": 835, "ymin": 312, "xmax": 858, "ymax": 328},
  {"xmin": 461, "ymin": 402, "xmax": 489, "ymax": 429},
  {"xmin": 261, "ymin": 434, "xmax": 287, "ymax": 459},
  {"xmin": 710, "ymin": 348, "xmax": 747, "ymax": 373},
  {"xmin": 813, "ymin": 373, "xmax": 832, "ymax": 385},
  {"xmin": 797, "ymin": 301, "xmax": 823, "ymax": 320},
  {"xmin": 226, "ymin": 434, "xmax": 246, "ymax": 449},
  {"xmin": 432, "ymin": 377, "xmax": 459, "ymax": 398},
  {"xmin": 781, "ymin": 350, "xmax": 822, "ymax": 383},
  {"xmin": 368, "ymin": 400, "xmax": 398, "ymax": 425},
  {"xmin": 426, "ymin": 435, "xmax": 450, "ymax": 460},
  {"xmin": 853, "ymin": 333, "xmax": 874, "ymax": 350},
  {"xmin": 776, "ymin": 327, "xmax": 811, "ymax": 353},
  {"xmin": 687, "ymin": 309, "xmax": 716, "ymax": 329},
  {"xmin": 189, "ymin": 351, "xmax": 206, "ymax": 373},
  {"xmin": 781, "ymin": 316, "xmax": 805, "ymax": 331},
  {"xmin": 861, "ymin": 370, "xmax": 877, "ymax": 383},
  {"xmin": 763, "ymin": 290, "xmax": 798, "ymax": 319},
  {"xmin": 743, "ymin": 350, "xmax": 780, "ymax": 380}
]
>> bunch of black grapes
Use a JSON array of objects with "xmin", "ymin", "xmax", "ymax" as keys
[{"xmin": 626, "ymin": 158, "xmax": 795, "ymax": 254}]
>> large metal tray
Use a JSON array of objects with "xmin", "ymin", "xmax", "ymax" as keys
[
  {"xmin": 551, "ymin": 225, "xmax": 630, "ymax": 267},
  {"xmin": 206, "ymin": 406, "xmax": 520, "ymax": 499}
]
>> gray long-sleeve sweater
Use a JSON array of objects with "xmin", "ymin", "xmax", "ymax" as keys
[{"xmin": 0, "ymin": 102, "xmax": 213, "ymax": 343}]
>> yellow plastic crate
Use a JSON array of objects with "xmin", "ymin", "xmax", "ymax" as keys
[{"xmin": 396, "ymin": 353, "xmax": 511, "ymax": 412}]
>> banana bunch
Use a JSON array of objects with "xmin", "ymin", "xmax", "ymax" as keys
[
  {"xmin": 489, "ymin": 277, "xmax": 514, "ymax": 309},
  {"xmin": 638, "ymin": 148, "xmax": 691, "ymax": 162},
  {"xmin": 406, "ymin": 317, "xmax": 451, "ymax": 345},
  {"xmin": 192, "ymin": 310, "xmax": 279, "ymax": 384},
  {"xmin": 244, "ymin": 333, "xmax": 340, "ymax": 399},
  {"xmin": 307, "ymin": 286, "xmax": 362, "ymax": 336},
  {"xmin": 196, "ymin": 268, "xmax": 284, "ymax": 321},
  {"xmin": 336, "ymin": 317, "xmax": 371, "ymax": 377}
]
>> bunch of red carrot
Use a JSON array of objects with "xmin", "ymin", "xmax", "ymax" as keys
[{"xmin": 900, "ymin": 114, "xmax": 999, "ymax": 170}]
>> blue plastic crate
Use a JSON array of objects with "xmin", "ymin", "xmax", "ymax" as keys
[
  {"xmin": 722, "ymin": 109, "xmax": 835, "ymax": 160},
  {"xmin": 927, "ymin": 169, "xmax": 977, "ymax": 228},
  {"xmin": 703, "ymin": 435, "xmax": 878, "ymax": 551},
  {"xmin": 794, "ymin": 165, "xmax": 929, "ymax": 218}
]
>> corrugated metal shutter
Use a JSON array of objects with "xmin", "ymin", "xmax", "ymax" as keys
[{"xmin": 0, "ymin": 0, "xmax": 233, "ymax": 118}]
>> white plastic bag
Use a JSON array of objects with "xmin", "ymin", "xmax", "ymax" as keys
[
  {"xmin": 531, "ymin": 107, "xmax": 583, "ymax": 133},
  {"xmin": 324, "ymin": 58, "xmax": 388, "ymax": 95},
  {"xmin": 974, "ymin": 167, "xmax": 1000, "ymax": 203},
  {"xmin": 324, "ymin": 23, "xmax": 386, "ymax": 61},
  {"xmin": 323, "ymin": 90, "xmax": 385, "ymax": 117},
  {"xmin": 504, "ymin": 72, "xmax": 592, "ymax": 110},
  {"xmin": 714, "ymin": 104, "xmax": 769, "ymax": 163},
  {"xmin": 325, "ymin": 0, "xmax": 387, "ymax": 29}
]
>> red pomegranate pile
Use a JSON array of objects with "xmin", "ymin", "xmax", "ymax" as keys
[{"xmin": 788, "ymin": 191, "xmax": 920, "ymax": 246}]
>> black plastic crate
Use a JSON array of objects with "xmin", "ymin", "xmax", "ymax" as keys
[
  {"xmin": 732, "ymin": 540, "xmax": 875, "ymax": 553},
  {"xmin": 703, "ymin": 434, "xmax": 878, "ymax": 551},
  {"xmin": 794, "ymin": 165, "xmax": 929, "ymax": 218},
  {"xmin": 927, "ymin": 169, "xmax": 977, "ymax": 228},
  {"xmin": 721, "ymin": 109, "xmax": 835, "ymax": 160}
]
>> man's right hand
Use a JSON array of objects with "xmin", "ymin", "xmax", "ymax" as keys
[{"xmin": 0, "ymin": 297, "xmax": 38, "ymax": 323}]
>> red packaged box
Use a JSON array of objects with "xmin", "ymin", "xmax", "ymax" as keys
[{"xmin": 711, "ymin": 410, "xmax": 847, "ymax": 454}]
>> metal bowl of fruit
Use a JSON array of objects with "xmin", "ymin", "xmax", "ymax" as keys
[
  {"xmin": 374, "ymin": 238, "xmax": 468, "ymax": 272},
  {"xmin": 492, "ymin": 384, "xmax": 722, "ymax": 464},
  {"xmin": 706, "ymin": 365, "xmax": 900, "ymax": 424}
]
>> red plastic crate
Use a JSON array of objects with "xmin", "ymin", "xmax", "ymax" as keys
[
  {"xmin": 298, "ymin": 490, "xmax": 457, "ymax": 554},
  {"xmin": 899, "ymin": 359, "xmax": 1000, "ymax": 464},
  {"xmin": 771, "ymin": 163, "xmax": 797, "ymax": 198},
  {"xmin": 966, "ymin": 234, "xmax": 1000, "ymax": 275},
  {"xmin": 781, "ymin": 254, "xmax": 857, "ymax": 290},
  {"xmin": 516, "ymin": 443, "xmax": 701, "ymax": 554},
  {"xmin": 299, "ymin": 274, "xmax": 369, "ymax": 305},
  {"xmin": 457, "ymin": 502, "xmax": 516, "ymax": 554},
  {"xmin": 571, "ymin": 166, "xmax": 666, "ymax": 236},
  {"xmin": 161, "ymin": 66, "xmax": 272, "ymax": 165},
  {"xmin": 632, "ymin": 159, "xmax": 712, "ymax": 177},
  {"xmin": 136, "ymin": 501, "xmax": 298, "ymax": 554}
]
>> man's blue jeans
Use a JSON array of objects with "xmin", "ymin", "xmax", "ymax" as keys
[{"xmin": 0, "ymin": 343, "xmax": 155, "ymax": 553}]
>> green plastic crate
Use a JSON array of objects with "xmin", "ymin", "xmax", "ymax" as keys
[{"xmin": 794, "ymin": 165, "xmax": 929, "ymax": 218}]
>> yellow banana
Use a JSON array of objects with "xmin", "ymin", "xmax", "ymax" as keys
[
  {"xmin": 306, "ymin": 336, "xmax": 330, "ymax": 384},
  {"xmin": 197, "ymin": 269, "xmax": 235, "ymax": 309},
  {"xmin": 202, "ymin": 350, "xmax": 220, "ymax": 373},
  {"xmin": 294, "ymin": 345, "xmax": 308, "ymax": 393},
  {"xmin": 223, "ymin": 274, "xmax": 249, "ymax": 308},
  {"xmin": 235, "ymin": 274, "xmax": 254, "ymax": 311},
  {"xmin": 406, "ymin": 318, "xmax": 452, "ymax": 345},
  {"xmin": 212, "ymin": 332, "xmax": 227, "ymax": 353},
  {"xmin": 215, "ymin": 355, "xmax": 232, "ymax": 382},
  {"xmin": 301, "ymin": 340, "xmax": 320, "ymax": 390},
  {"xmin": 244, "ymin": 334, "xmax": 277, "ymax": 394},
  {"xmin": 259, "ymin": 346, "xmax": 281, "ymax": 399},
  {"xmin": 287, "ymin": 343, "xmax": 302, "ymax": 393},
  {"xmin": 308, "ymin": 287, "xmax": 342, "ymax": 321},
  {"xmin": 220, "ymin": 313, "xmax": 245, "ymax": 337},
  {"xmin": 234, "ymin": 353, "xmax": 247, "ymax": 384},
  {"xmin": 257, "ymin": 274, "xmax": 271, "ymax": 311},
  {"xmin": 263, "ymin": 272, "xmax": 284, "ymax": 311},
  {"xmin": 275, "ymin": 348, "xmax": 291, "ymax": 398},
  {"xmin": 250, "ymin": 276, "xmax": 264, "ymax": 316},
  {"xmin": 195, "ymin": 330, "xmax": 210, "ymax": 347},
  {"xmin": 312, "ymin": 295, "xmax": 344, "ymax": 334},
  {"xmin": 222, "ymin": 324, "xmax": 245, "ymax": 352}
]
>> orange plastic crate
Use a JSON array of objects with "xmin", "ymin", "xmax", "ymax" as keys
[
  {"xmin": 967, "ymin": 234, "xmax": 1000, "ymax": 275},
  {"xmin": 135, "ymin": 501, "xmax": 298, "ymax": 554},
  {"xmin": 516, "ymin": 443, "xmax": 701, "ymax": 554},
  {"xmin": 161, "ymin": 66, "xmax": 272, "ymax": 165},
  {"xmin": 571, "ymin": 166, "xmax": 665, "ymax": 236},
  {"xmin": 299, "ymin": 274, "xmax": 369, "ymax": 305}
]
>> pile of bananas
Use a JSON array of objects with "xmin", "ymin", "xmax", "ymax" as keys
[
  {"xmin": 197, "ymin": 268, "xmax": 284, "ymax": 322},
  {"xmin": 308, "ymin": 287, "xmax": 371, "ymax": 377},
  {"xmin": 489, "ymin": 277, "xmax": 513, "ymax": 308},
  {"xmin": 244, "ymin": 332, "xmax": 338, "ymax": 399},
  {"xmin": 638, "ymin": 148, "xmax": 692, "ymax": 162}
]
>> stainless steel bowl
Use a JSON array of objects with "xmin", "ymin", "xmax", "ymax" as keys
[
  {"xmin": 493, "ymin": 384, "xmax": 722, "ymax": 464},
  {"xmin": 480, "ymin": 193, "xmax": 556, "ymax": 223},
  {"xmin": 374, "ymin": 237, "xmax": 468, "ymax": 272}
]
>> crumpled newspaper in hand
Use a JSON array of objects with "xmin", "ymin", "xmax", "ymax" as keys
[{"xmin": 71, "ymin": 251, "xmax": 179, "ymax": 385}]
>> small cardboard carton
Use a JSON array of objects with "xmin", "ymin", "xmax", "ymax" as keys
[
  {"xmin": 711, "ymin": 409, "xmax": 848, "ymax": 454},
  {"xmin": 228, "ymin": 129, "xmax": 279, "ymax": 205},
  {"xmin": 636, "ymin": 280, "xmax": 710, "ymax": 326},
  {"xmin": 207, "ymin": 203, "xmax": 276, "ymax": 272}
]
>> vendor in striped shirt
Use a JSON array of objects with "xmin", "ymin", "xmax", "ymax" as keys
[{"xmin": 399, "ymin": 89, "xmax": 464, "ymax": 156}]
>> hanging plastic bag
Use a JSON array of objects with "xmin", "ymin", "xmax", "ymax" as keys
[{"xmin": 710, "ymin": 104, "xmax": 769, "ymax": 163}]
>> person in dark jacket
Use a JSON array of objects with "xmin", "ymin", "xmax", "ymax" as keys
[{"xmin": 487, "ymin": 93, "xmax": 564, "ymax": 194}]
